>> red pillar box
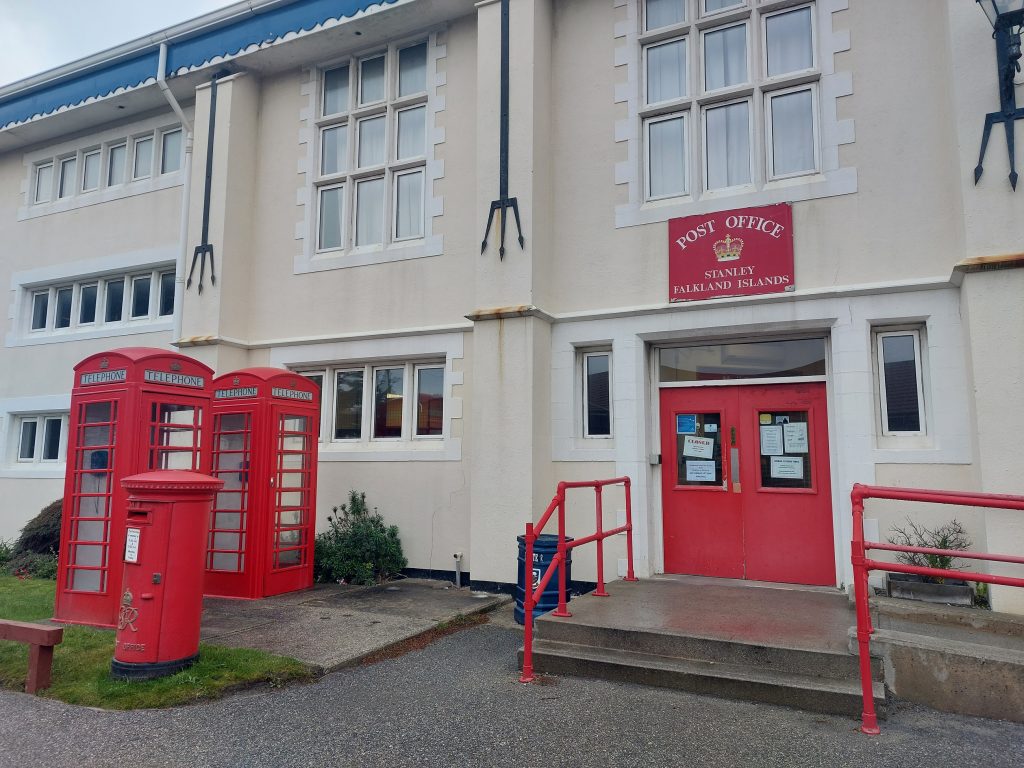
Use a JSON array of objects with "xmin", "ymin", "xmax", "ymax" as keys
[
  {"xmin": 55, "ymin": 348, "xmax": 213, "ymax": 628},
  {"xmin": 111, "ymin": 471, "xmax": 223, "ymax": 680},
  {"xmin": 206, "ymin": 369, "xmax": 319, "ymax": 599}
]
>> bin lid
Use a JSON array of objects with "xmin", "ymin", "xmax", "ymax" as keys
[{"xmin": 122, "ymin": 471, "xmax": 224, "ymax": 492}]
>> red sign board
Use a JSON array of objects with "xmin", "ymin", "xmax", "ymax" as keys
[{"xmin": 668, "ymin": 203, "xmax": 794, "ymax": 302}]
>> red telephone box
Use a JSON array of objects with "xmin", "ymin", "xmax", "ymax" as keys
[
  {"xmin": 206, "ymin": 368, "xmax": 319, "ymax": 598},
  {"xmin": 55, "ymin": 348, "xmax": 213, "ymax": 627}
]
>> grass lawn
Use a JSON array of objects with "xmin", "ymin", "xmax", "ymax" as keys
[{"xmin": 0, "ymin": 575, "xmax": 315, "ymax": 709}]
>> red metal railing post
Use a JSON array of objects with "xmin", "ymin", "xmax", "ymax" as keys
[
  {"xmin": 623, "ymin": 477, "xmax": 638, "ymax": 581},
  {"xmin": 593, "ymin": 485, "xmax": 609, "ymax": 596},
  {"xmin": 520, "ymin": 522, "xmax": 537, "ymax": 683},
  {"xmin": 552, "ymin": 485, "xmax": 572, "ymax": 617},
  {"xmin": 851, "ymin": 484, "xmax": 880, "ymax": 735}
]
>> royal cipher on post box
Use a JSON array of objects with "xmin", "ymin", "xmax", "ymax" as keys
[
  {"xmin": 55, "ymin": 348, "xmax": 213, "ymax": 628},
  {"xmin": 111, "ymin": 471, "xmax": 223, "ymax": 680},
  {"xmin": 206, "ymin": 368, "xmax": 320, "ymax": 599}
]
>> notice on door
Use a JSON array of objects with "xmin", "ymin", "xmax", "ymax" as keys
[
  {"xmin": 124, "ymin": 527, "xmax": 141, "ymax": 564},
  {"xmin": 686, "ymin": 460, "xmax": 717, "ymax": 482},
  {"xmin": 759, "ymin": 424, "xmax": 783, "ymax": 456},
  {"xmin": 770, "ymin": 456, "xmax": 804, "ymax": 479},
  {"xmin": 683, "ymin": 435, "xmax": 715, "ymax": 459},
  {"xmin": 783, "ymin": 422, "xmax": 808, "ymax": 453}
]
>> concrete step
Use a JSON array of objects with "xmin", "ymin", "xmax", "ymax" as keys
[
  {"xmin": 527, "ymin": 639, "xmax": 886, "ymax": 718},
  {"xmin": 535, "ymin": 616, "xmax": 881, "ymax": 682}
]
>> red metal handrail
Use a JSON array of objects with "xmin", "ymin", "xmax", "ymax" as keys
[
  {"xmin": 851, "ymin": 483, "xmax": 1024, "ymax": 735},
  {"xmin": 520, "ymin": 477, "xmax": 637, "ymax": 683}
]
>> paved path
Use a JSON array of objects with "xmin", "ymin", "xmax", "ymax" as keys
[{"xmin": 2, "ymin": 608, "xmax": 1022, "ymax": 768}]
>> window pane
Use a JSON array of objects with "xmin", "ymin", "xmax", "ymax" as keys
[
  {"xmin": 131, "ymin": 276, "xmax": 151, "ymax": 318},
  {"xmin": 704, "ymin": 25, "xmax": 747, "ymax": 90},
  {"xmin": 35, "ymin": 164, "xmax": 53, "ymax": 203},
  {"xmin": 133, "ymin": 137, "xmax": 154, "ymax": 179},
  {"xmin": 321, "ymin": 125, "xmax": 348, "ymax": 175},
  {"xmin": 399, "ymin": 42, "xmax": 428, "ymax": 96},
  {"xmin": 676, "ymin": 413, "xmax": 723, "ymax": 486},
  {"xmin": 359, "ymin": 56, "xmax": 386, "ymax": 105},
  {"xmin": 660, "ymin": 339, "xmax": 827, "ymax": 382},
  {"xmin": 397, "ymin": 106, "xmax": 426, "ymax": 160},
  {"xmin": 647, "ymin": 39, "xmax": 686, "ymax": 104},
  {"xmin": 55, "ymin": 288, "xmax": 73, "ymax": 328},
  {"xmin": 158, "ymin": 272, "xmax": 175, "ymax": 316},
  {"xmin": 82, "ymin": 152, "xmax": 101, "ymax": 191},
  {"xmin": 706, "ymin": 101, "xmax": 750, "ymax": 189},
  {"xmin": 374, "ymin": 368, "xmax": 404, "ymax": 438},
  {"xmin": 105, "ymin": 279, "xmax": 124, "ymax": 322},
  {"xmin": 161, "ymin": 130, "xmax": 182, "ymax": 174},
  {"xmin": 59, "ymin": 158, "xmax": 77, "ymax": 198},
  {"xmin": 323, "ymin": 65, "xmax": 350, "ymax": 115},
  {"xmin": 43, "ymin": 418, "xmax": 62, "ymax": 461},
  {"xmin": 357, "ymin": 116, "xmax": 386, "ymax": 168},
  {"xmin": 416, "ymin": 367, "xmax": 443, "ymax": 436},
  {"xmin": 79, "ymin": 284, "xmax": 97, "ymax": 324},
  {"xmin": 648, "ymin": 116, "xmax": 687, "ymax": 198},
  {"xmin": 31, "ymin": 292, "xmax": 48, "ymax": 330},
  {"xmin": 586, "ymin": 354, "xmax": 611, "ymax": 437},
  {"xmin": 356, "ymin": 178, "xmax": 385, "ymax": 247},
  {"xmin": 766, "ymin": 8, "xmax": 813, "ymax": 77},
  {"xmin": 19, "ymin": 421, "xmax": 37, "ymax": 460},
  {"xmin": 646, "ymin": 0, "xmax": 684, "ymax": 29},
  {"xmin": 771, "ymin": 89, "xmax": 815, "ymax": 176},
  {"xmin": 335, "ymin": 370, "xmax": 364, "ymax": 439},
  {"xmin": 881, "ymin": 335, "xmax": 922, "ymax": 432},
  {"xmin": 395, "ymin": 171, "xmax": 424, "ymax": 240},
  {"xmin": 705, "ymin": 0, "xmax": 740, "ymax": 12},
  {"xmin": 318, "ymin": 186, "xmax": 344, "ymax": 250},
  {"xmin": 108, "ymin": 145, "xmax": 126, "ymax": 186}
]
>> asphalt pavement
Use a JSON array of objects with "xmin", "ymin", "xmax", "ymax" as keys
[{"xmin": 2, "ymin": 609, "xmax": 1022, "ymax": 768}]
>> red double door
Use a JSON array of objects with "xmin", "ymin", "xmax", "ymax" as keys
[{"xmin": 660, "ymin": 382, "xmax": 835, "ymax": 586}]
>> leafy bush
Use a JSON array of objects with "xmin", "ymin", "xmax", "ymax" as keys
[
  {"xmin": 0, "ymin": 539, "xmax": 14, "ymax": 570},
  {"xmin": 6, "ymin": 550, "xmax": 59, "ymax": 579},
  {"xmin": 14, "ymin": 498, "xmax": 62, "ymax": 555},
  {"xmin": 888, "ymin": 517, "xmax": 972, "ymax": 584},
  {"xmin": 314, "ymin": 491, "xmax": 407, "ymax": 586}
]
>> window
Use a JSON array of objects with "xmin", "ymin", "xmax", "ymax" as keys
[
  {"xmin": 58, "ymin": 157, "xmax": 77, "ymax": 199},
  {"xmin": 133, "ymin": 136, "xmax": 154, "ymax": 180},
  {"xmin": 875, "ymin": 329, "xmax": 926, "ymax": 435},
  {"xmin": 13, "ymin": 414, "xmax": 67, "ymax": 464},
  {"xmin": 34, "ymin": 163, "xmax": 53, "ymax": 203},
  {"xmin": 160, "ymin": 129, "xmax": 182, "ymax": 174},
  {"xmin": 23, "ymin": 269, "xmax": 175, "ymax": 335},
  {"xmin": 315, "ymin": 40, "xmax": 429, "ymax": 254},
  {"xmin": 107, "ymin": 143, "xmax": 127, "ymax": 186},
  {"xmin": 302, "ymin": 362, "xmax": 445, "ymax": 443},
  {"xmin": 583, "ymin": 352, "xmax": 612, "ymax": 438},
  {"xmin": 82, "ymin": 150, "xmax": 101, "ymax": 192},
  {"xmin": 638, "ymin": 0, "xmax": 820, "ymax": 201}
]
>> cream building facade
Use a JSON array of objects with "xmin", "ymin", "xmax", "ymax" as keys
[{"xmin": 1, "ymin": 0, "xmax": 1023, "ymax": 611}]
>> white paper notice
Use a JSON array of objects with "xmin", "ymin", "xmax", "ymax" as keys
[
  {"xmin": 682, "ymin": 435, "xmax": 715, "ymax": 459},
  {"xmin": 686, "ymin": 460, "xmax": 717, "ymax": 482},
  {"xmin": 783, "ymin": 422, "xmax": 808, "ymax": 453},
  {"xmin": 770, "ymin": 456, "xmax": 804, "ymax": 479},
  {"xmin": 124, "ymin": 527, "xmax": 141, "ymax": 563},
  {"xmin": 759, "ymin": 425, "xmax": 783, "ymax": 456}
]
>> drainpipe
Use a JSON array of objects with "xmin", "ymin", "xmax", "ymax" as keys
[
  {"xmin": 453, "ymin": 552, "xmax": 464, "ymax": 588},
  {"xmin": 156, "ymin": 42, "xmax": 193, "ymax": 346}
]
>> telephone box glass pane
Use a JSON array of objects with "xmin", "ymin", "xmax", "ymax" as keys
[
  {"xmin": 675, "ymin": 413, "xmax": 723, "ymax": 486},
  {"xmin": 757, "ymin": 410, "xmax": 812, "ymax": 489},
  {"xmin": 151, "ymin": 403, "xmax": 201, "ymax": 470},
  {"xmin": 68, "ymin": 399, "xmax": 116, "ymax": 593},
  {"xmin": 277, "ymin": 550, "xmax": 302, "ymax": 567},
  {"xmin": 373, "ymin": 368, "xmax": 403, "ymax": 438},
  {"xmin": 210, "ymin": 411, "xmax": 251, "ymax": 572}
]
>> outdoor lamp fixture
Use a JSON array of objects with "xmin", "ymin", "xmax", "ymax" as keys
[{"xmin": 974, "ymin": 0, "xmax": 1024, "ymax": 188}]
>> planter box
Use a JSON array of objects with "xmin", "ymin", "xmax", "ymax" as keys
[{"xmin": 886, "ymin": 573, "xmax": 974, "ymax": 607}]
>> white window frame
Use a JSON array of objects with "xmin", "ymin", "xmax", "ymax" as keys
[
  {"xmin": 130, "ymin": 274, "xmax": 153, "ymax": 319},
  {"xmin": 107, "ymin": 142, "xmax": 127, "ymax": 187},
  {"xmin": 13, "ymin": 413, "xmax": 68, "ymax": 465},
  {"xmin": 371, "ymin": 365, "xmax": 406, "ymax": 442},
  {"xmin": 78, "ymin": 282, "xmax": 99, "ymax": 326},
  {"xmin": 392, "ymin": 167, "xmax": 426, "ymax": 242},
  {"xmin": 875, "ymin": 328, "xmax": 927, "ymax": 437},
  {"xmin": 53, "ymin": 286, "xmax": 74, "ymax": 329},
  {"xmin": 81, "ymin": 149, "xmax": 101, "ymax": 192},
  {"xmin": 644, "ymin": 0, "xmax": 687, "ymax": 31},
  {"xmin": 644, "ymin": 111, "xmax": 690, "ymax": 201},
  {"xmin": 58, "ymin": 156, "xmax": 77, "ymax": 199},
  {"xmin": 582, "ymin": 351, "xmax": 613, "ymax": 439},
  {"xmin": 160, "ymin": 129, "xmax": 183, "ymax": 175},
  {"xmin": 642, "ymin": 34, "xmax": 689, "ymax": 108},
  {"xmin": 702, "ymin": 0, "xmax": 746, "ymax": 18},
  {"xmin": 132, "ymin": 135, "xmax": 154, "ymax": 180},
  {"xmin": 30, "ymin": 290, "xmax": 50, "ymax": 332},
  {"xmin": 699, "ymin": 20, "xmax": 750, "ymax": 96},
  {"xmin": 412, "ymin": 363, "xmax": 445, "ymax": 439},
  {"xmin": 761, "ymin": 4, "xmax": 818, "ymax": 82},
  {"xmin": 34, "ymin": 163, "xmax": 53, "ymax": 204},
  {"xmin": 701, "ymin": 96, "xmax": 755, "ymax": 194},
  {"xmin": 331, "ymin": 367, "xmax": 366, "ymax": 442},
  {"xmin": 764, "ymin": 82, "xmax": 821, "ymax": 181}
]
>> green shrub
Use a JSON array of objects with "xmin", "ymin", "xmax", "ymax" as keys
[
  {"xmin": 6, "ymin": 550, "xmax": 59, "ymax": 579},
  {"xmin": 14, "ymin": 498, "xmax": 62, "ymax": 555},
  {"xmin": 0, "ymin": 539, "xmax": 14, "ymax": 570},
  {"xmin": 314, "ymin": 491, "xmax": 407, "ymax": 586}
]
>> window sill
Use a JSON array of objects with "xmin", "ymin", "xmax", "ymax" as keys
[
  {"xmin": 7, "ymin": 319, "xmax": 173, "ymax": 348},
  {"xmin": 297, "ymin": 234, "xmax": 442, "ymax": 274},
  {"xmin": 18, "ymin": 172, "xmax": 184, "ymax": 221},
  {"xmin": 317, "ymin": 436, "xmax": 461, "ymax": 462}
]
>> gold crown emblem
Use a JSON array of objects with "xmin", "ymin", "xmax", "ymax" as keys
[{"xmin": 713, "ymin": 234, "xmax": 744, "ymax": 262}]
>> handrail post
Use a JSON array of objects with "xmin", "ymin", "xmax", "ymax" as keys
[
  {"xmin": 520, "ymin": 522, "xmax": 537, "ymax": 683},
  {"xmin": 593, "ymin": 485, "xmax": 609, "ymax": 596},
  {"xmin": 851, "ymin": 484, "xmax": 880, "ymax": 735},
  {"xmin": 552, "ymin": 486, "xmax": 572, "ymax": 617},
  {"xmin": 623, "ymin": 477, "xmax": 638, "ymax": 581}
]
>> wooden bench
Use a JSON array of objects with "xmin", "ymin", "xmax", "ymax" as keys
[{"xmin": 0, "ymin": 620, "xmax": 64, "ymax": 693}]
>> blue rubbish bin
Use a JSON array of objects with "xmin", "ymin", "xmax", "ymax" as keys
[{"xmin": 515, "ymin": 533, "xmax": 573, "ymax": 625}]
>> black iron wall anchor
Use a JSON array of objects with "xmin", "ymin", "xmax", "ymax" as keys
[
  {"xmin": 975, "ymin": 26, "xmax": 1024, "ymax": 189},
  {"xmin": 481, "ymin": 0, "xmax": 526, "ymax": 259},
  {"xmin": 188, "ymin": 75, "xmax": 219, "ymax": 293}
]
